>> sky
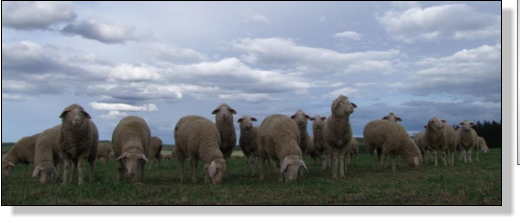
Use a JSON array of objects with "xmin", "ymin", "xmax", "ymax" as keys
[{"xmin": 1, "ymin": 1, "xmax": 501, "ymax": 144}]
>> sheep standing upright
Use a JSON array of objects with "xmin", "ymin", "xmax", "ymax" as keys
[
  {"xmin": 291, "ymin": 110, "xmax": 311, "ymax": 156},
  {"xmin": 323, "ymin": 95, "xmax": 357, "ymax": 179},
  {"xmin": 346, "ymin": 137, "xmax": 359, "ymax": 164},
  {"xmin": 212, "ymin": 103, "xmax": 237, "ymax": 165},
  {"xmin": 2, "ymin": 133, "xmax": 40, "ymax": 178},
  {"xmin": 148, "ymin": 136, "xmax": 163, "ymax": 170},
  {"xmin": 238, "ymin": 115, "xmax": 259, "ymax": 177},
  {"xmin": 174, "ymin": 115, "xmax": 227, "ymax": 184},
  {"xmin": 443, "ymin": 123, "xmax": 458, "ymax": 166},
  {"xmin": 423, "ymin": 117, "xmax": 448, "ymax": 167},
  {"xmin": 113, "ymin": 116, "xmax": 151, "ymax": 183},
  {"xmin": 58, "ymin": 104, "xmax": 98, "ymax": 185},
  {"xmin": 33, "ymin": 125, "xmax": 61, "ymax": 184},
  {"xmin": 96, "ymin": 143, "xmax": 113, "ymax": 164},
  {"xmin": 307, "ymin": 137, "xmax": 318, "ymax": 165},
  {"xmin": 310, "ymin": 115, "xmax": 330, "ymax": 170},
  {"xmin": 458, "ymin": 120, "xmax": 478, "ymax": 163},
  {"xmin": 363, "ymin": 120, "xmax": 421, "ymax": 171},
  {"xmin": 258, "ymin": 115, "xmax": 308, "ymax": 182}
]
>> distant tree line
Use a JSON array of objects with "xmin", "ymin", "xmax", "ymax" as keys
[{"xmin": 453, "ymin": 120, "xmax": 502, "ymax": 149}]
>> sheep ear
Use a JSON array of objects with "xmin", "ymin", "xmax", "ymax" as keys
[
  {"xmin": 237, "ymin": 118, "xmax": 243, "ymax": 123},
  {"xmin": 251, "ymin": 117, "xmax": 257, "ymax": 122},
  {"xmin": 351, "ymin": 102, "xmax": 357, "ymax": 108},
  {"xmin": 304, "ymin": 114, "xmax": 310, "ymax": 119},
  {"xmin": 209, "ymin": 161, "xmax": 217, "ymax": 177},
  {"xmin": 59, "ymin": 110, "xmax": 69, "ymax": 119},
  {"xmin": 32, "ymin": 166, "xmax": 41, "ymax": 178},
  {"xmin": 459, "ymin": 122, "xmax": 464, "ymax": 126},
  {"xmin": 211, "ymin": 109, "xmax": 220, "ymax": 115},
  {"xmin": 396, "ymin": 117, "xmax": 402, "ymax": 122},
  {"xmin": 382, "ymin": 116, "xmax": 388, "ymax": 120},
  {"xmin": 141, "ymin": 154, "xmax": 149, "ymax": 163},
  {"xmin": 470, "ymin": 122, "xmax": 475, "ymax": 127},
  {"xmin": 423, "ymin": 126, "xmax": 427, "ymax": 129},
  {"xmin": 229, "ymin": 109, "xmax": 237, "ymax": 115},
  {"xmin": 321, "ymin": 117, "xmax": 327, "ymax": 121},
  {"xmin": 300, "ymin": 160, "xmax": 308, "ymax": 173},
  {"xmin": 116, "ymin": 152, "xmax": 127, "ymax": 160},
  {"xmin": 441, "ymin": 120, "xmax": 446, "ymax": 124},
  {"xmin": 280, "ymin": 157, "xmax": 290, "ymax": 174},
  {"xmin": 290, "ymin": 115, "xmax": 296, "ymax": 119},
  {"xmin": 309, "ymin": 117, "xmax": 315, "ymax": 121},
  {"xmin": 82, "ymin": 111, "xmax": 92, "ymax": 119},
  {"xmin": 8, "ymin": 162, "xmax": 15, "ymax": 167}
]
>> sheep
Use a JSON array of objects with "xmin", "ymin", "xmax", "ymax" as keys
[
  {"xmin": 422, "ymin": 117, "xmax": 449, "ymax": 167},
  {"xmin": 443, "ymin": 122, "xmax": 458, "ymax": 166},
  {"xmin": 2, "ymin": 133, "xmax": 40, "ymax": 178},
  {"xmin": 32, "ymin": 125, "xmax": 61, "ymax": 184},
  {"xmin": 413, "ymin": 131, "xmax": 428, "ymax": 163},
  {"xmin": 258, "ymin": 114, "xmax": 308, "ymax": 182},
  {"xmin": 323, "ymin": 95, "xmax": 357, "ymax": 179},
  {"xmin": 291, "ymin": 110, "xmax": 311, "ymax": 155},
  {"xmin": 309, "ymin": 115, "xmax": 331, "ymax": 170},
  {"xmin": 148, "ymin": 136, "xmax": 163, "ymax": 170},
  {"xmin": 478, "ymin": 137, "xmax": 490, "ymax": 155},
  {"xmin": 346, "ymin": 137, "xmax": 359, "ymax": 164},
  {"xmin": 307, "ymin": 137, "xmax": 319, "ymax": 165},
  {"xmin": 96, "ymin": 143, "xmax": 112, "ymax": 164},
  {"xmin": 458, "ymin": 120, "xmax": 478, "ymax": 163},
  {"xmin": 58, "ymin": 104, "xmax": 98, "ymax": 185},
  {"xmin": 382, "ymin": 112, "xmax": 402, "ymax": 122},
  {"xmin": 112, "ymin": 116, "xmax": 151, "ymax": 183},
  {"xmin": 164, "ymin": 154, "xmax": 173, "ymax": 160},
  {"xmin": 174, "ymin": 115, "xmax": 227, "ymax": 184},
  {"xmin": 363, "ymin": 120, "xmax": 421, "ymax": 171},
  {"xmin": 212, "ymin": 103, "xmax": 237, "ymax": 166},
  {"xmin": 238, "ymin": 115, "xmax": 259, "ymax": 177}
]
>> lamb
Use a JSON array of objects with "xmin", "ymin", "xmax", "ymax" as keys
[
  {"xmin": 310, "ymin": 115, "xmax": 330, "ymax": 170},
  {"xmin": 174, "ymin": 115, "xmax": 227, "ymax": 184},
  {"xmin": 96, "ymin": 143, "xmax": 112, "ymax": 164},
  {"xmin": 2, "ymin": 133, "xmax": 40, "ymax": 178},
  {"xmin": 478, "ymin": 137, "xmax": 490, "ymax": 154},
  {"xmin": 346, "ymin": 137, "xmax": 359, "ymax": 164},
  {"xmin": 238, "ymin": 115, "xmax": 259, "ymax": 177},
  {"xmin": 212, "ymin": 103, "xmax": 237, "ymax": 165},
  {"xmin": 291, "ymin": 110, "xmax": 311, "ymax": 155},
  {"xmin": 323, "ymin": 95, "xmax": 357, "ymax": 178},
  {"xmin": 258, "ymin": 114, "xmax": 308, "ymax": 182},
  {"xmin": 458, "ymin": 120, "xmax": 478, "ymax": 163},
  {"xmin": 363, "ymin": 120, "xmax": 421, "ymax": 171},
  {"xmin": 58, "ymin": 104, "xmax": 98, "ymax": 185},
  {"xmin": 148, "ymin": 136, "xmax": 163, "ymax": 170},
  {"xmin": 112, "ymin": 116, "xmax": 151, "ymax": 183},
  {"xmin": 32, "ymin": 125, "xmax": 61, "ymax": 184}
]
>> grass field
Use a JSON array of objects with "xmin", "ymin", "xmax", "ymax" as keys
[{"xmin": 1, "ymin": 144, "xmax": 501, "ymax": 205}]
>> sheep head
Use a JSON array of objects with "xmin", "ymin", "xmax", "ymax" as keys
[
  {"xmin": 212, "ymin": 103, "xmax": 237, "ymax": 123},
  {"xmin": 459, "ymin": 120, "xmax": 475, "ymax": 132},
  {"xmin": 207, "ymin": 158, "xmax": 226, "ymax": 185},
  {"xmin": 331, "ymin": 95, "xmax": 357, "ymax": 118},
  {"xmin": 280, "ymin": 155, "xmax": 308, "ymax": 182},
  {"xmin": 291, "ymin": 110, "xmax": 310, "ymax": 129},
  {"xmin": 32, "ymin": 164, "xmax": 58, "ymax": 184},
  {"xmin": 427, "ymin": 117, "xmax": 444, "ymax": 132},
  {"xmin": 382, "ymin": 112, "xmax": 402, "ymax": 122},
  {"xmin": 238, "ymin": 115, "xmax": 257, "ymax": 130},
  {"xmin": 60, "ymin": 104, "xmax": 91, "ymax": 129},
  {"xmin": 117, "ymin": 151, "xmax": 148, "ymax": 181},
  {"xmin": 1, "ymin": 157, "xmax": 16, "ymax": 178}
]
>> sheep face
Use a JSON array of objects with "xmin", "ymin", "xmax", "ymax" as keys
[
  {"xmin": 60, "ymin": 104, "xmax": 91, "ymax": 129},
  {"xmin": 427, "ymin": 117, "xmax": 444, "ymax": 131},
  {"xmin": 310, "ymin": 115, "xmax": 327, "ymax": 129},
  {"xmin": 32, "ymin": 165, "xmax": 57, "ymax": 184},
  {"xmin": 459, "ymin": 120, "xmax": 474, "ymax": 132},
  {"xmin": 291, "ymin": 110, "xmax": 310, "ymax": 129},
  {"xmin": 281, "ymin": 155, "xmax": 308, "ymax": 182},
  {"xmin": 331, "ymin": 95, "xmax": 357, "ymax": 118},
  {"xmin": 238, "ymin": 115, "xmax": 257, "ymax": 130},
  {"xmin": 1, "ymin": 160, "xmax": 15, "ymax": 178},
  {"xmin": 207, "ymin": 158, "xmax": 226, "ymax": 184},
  {"xmin": 382, "ymin": 112, "xmax": 402, "ymax": 122},
  {"xmin": 117, "ymin": 152, "xmax": 148, "ymax": 180},
  {"xmin": 212, "ymin": 103, "xmax": 237, "ymax": 122}
]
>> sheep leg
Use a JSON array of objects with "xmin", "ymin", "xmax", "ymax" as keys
[
  {"xmin": 321, "ymin": 153, "xmax": 327, "ymax": 171},
  {"xmin": 77, "ymin": 158, "xmax": 85, "ymax": 185},
  {"xmin": 468, "ymin": 149, "xmax": 473, "ymax": 163},
  {"xmin": 69, "ymin": 161, "xmax": 77, "ymax": 184},
  {"xmin": 391, "ymin": 154, "xmax": 397, "ymax": 172},
  {"xmin": 190, "ymin": 159, "xmax": 199, "ymax": 183},
  {"xmin": 251, "ymin": 155, "xmax": 256, "ymax": 177},
  {"xmin": 62, "ymin": 159, "xmax": 71, "ymax": 185},
  {"xmin": 118, "ymin": 162, "xmax": 124, "ymax": 182},
  {"xmin": 245, "ymin": 155, "xmax": 251, "ymax": 176},
  {"xmin": 379, "ymin": 153, "xmax": 388, "ymax": 169},
  {"xmin": 441, "ymin": 150, "xmax": 447, "ymax": 167},
  {"xmin": 433, "ymin": 150, "xmax": 438, "ymax": 167},
  {"xmin": 476, "ymin": 150, "xmax": 479, "ymax": 162},
  {"xmin": 259, "ymin": 155, "xmax": 265, "ymax": 181},
  {"xmin": 342, "ymin": 151, "xmax": 348, "ymax": 177},
  {"xmin": 331, "ymin": 150, "xmax": 339, "ymax": 179},
  {"xmin": 157, "ymin": 155, "xmax": 161, "ymax": 169},
  {"xmin": 347, "ymin": 153, "xmax": 351, "ymax": 165},
  {"xmin": 178, "ymin": 158, "xmax": 185, "ymax": 183},
  {"xmin": 88, "ymin": 159, "xmax": 95, "ymax": 183},
  {"xmin": 451, "ymin": 150, "xmax": 455, "ymax": 166},
  {"xmin": 140, "ymin": 161, "xmax": 145, "ymax": 183}
]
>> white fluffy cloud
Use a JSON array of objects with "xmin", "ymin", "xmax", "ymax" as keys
[
  {"xmin": 62, "ymin": 17, "xmax": 140, "ymax": 44},
  {"xmin": 334, "ymin": 31, "xmax": 361, "ymax": 41},
  {"xmin": 2, "ymin": 1, "xmax": 76, "ymax": 30},
  {"xmin": 100, "ymin": 111, "xmax": 129, "ymax": 119},
  {"xmin": 377, "ymin": 3, "xmax": 500, "ymax": 43},
  {"xmin": 89, "ymin": 102, "xmax": 158, "ymax": 112},
  {"xmin": 2, "ymin": 93, "xmax": 26, "ymax": 101},
  {"xmin": 218, "ymin": 93, "xmax": 280, "ymax": 102},
  {"xmin": 143, "ymin": 43, "xmax": 209, "ymax": 62},
  {"xmin": 109, "ymin": 64, "xmax": 161, "ymax": 81},
  {"xmin": 241, "ymin": 13, "xmax": 270, "ymax": 25}
]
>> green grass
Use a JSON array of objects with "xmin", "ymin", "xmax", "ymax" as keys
[{"xmin": 1, "ymin": 144, "xmax": 501, "ymax": 205}]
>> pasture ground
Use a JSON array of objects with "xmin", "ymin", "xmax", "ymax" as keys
[{"xmin": 1, "ymin": 144, "xmax": 501, "ymax": 205}]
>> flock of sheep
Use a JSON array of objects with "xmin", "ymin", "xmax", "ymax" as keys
[{"xmin": 1, "ymin": 95, "xmax": 490, "ymax": 185}]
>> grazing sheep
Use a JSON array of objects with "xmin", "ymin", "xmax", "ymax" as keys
[
  {"xmin": 32, "ymin": 125, "xmax": 61, "ymax": 184},
  {"xmin": 258, "ymin": 115, "xmax": 308, "ymax": 182},
  {"xmin": 307, "ymin": 137, "xmax": 319, "ymax": 165},
  {"xmin": 382, "ymin": 112, "xmax": 402, "ymax": 122},
  {"xmin": 346, "ymin": 137, "xmax": 359, "ymax": 164},
  {"xmin": 363, "ymin": 120, "xmax": 421, "ymax": 171},
  {"xmin": 164, "ymin": 154, "xmax": 173, "ymax": 160},
  {"xmin": 113, "ymin": 116, "xmax": 151, "ymax": 183},
  {"xmin": 2, "ymin": 133, "xmax": 40, "ymax": 178},
  {"xmin": 310, "ymin": 115, "xmax": 330, "ymax": 170},
  {"xmin": 212, "ymin": 103, "xmax": 237, "ymax": 165},
  {"xmin": 291, "ymin": 110, "xmax": 311, "ymax": 155},
  {"xmin": 174, "ymin": 115, "xmax": 226, "ymax": 184},
  {"xmin": 323, "ymin": 95, "xmax": 357, "ymax": 179},
  {"xmin": 96, "ymin": 143, "xmax": 112, "ymax": 164},
  {"xmin": 478, "ymin": 137, "xmax": 490, "ymax": 155},
  {"xmin": 422, "ymin": 117, "xmax": 449, "ymax": 167},
  {"xmin": 413, "ymin": 131, "xmax": 429, "ymax": 163},
  {"xmin": 458, "ymin": 120, "xmax": 478, "ymax": 163},
  {"xmin": 238, "ymin": 115, "xmax": 259, "ymax": 177},
  {"xmin": 443, "ymin": 123, "xmax": 458, "ymax": 166},
  {"xmin": 148, "ymin": 136, "xmax": 163, "ymax": 170},
  {"xmin": 58, "ymin": 104, "xmax": 98, "ymax": 185}
]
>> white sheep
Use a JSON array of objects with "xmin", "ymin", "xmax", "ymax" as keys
[
  {"xmin": 323, "ymin": 95, "xmax": 357, "ymax": 179},
  {"xmin": 212, "ymin": 103, "xmax": 237, "ymax": 164},
  {"xmin": 112, "ymin": 116, "xmax": 151, "ymax": 183},
  {"xmin": 413, "ymin": 131, "xmax": 429, "ymax": 163},
  {"xmin": 258, "ymin": 114, "xmax": 308, "ymax": 182},
  {"xmin": 238, "ymin": 115, "xmax": 259, "ymax": 177},
  {"xmin": 422, "ymin": 117, "xmax": 449, "ymax": 167},
  {"xmin": 2, "ymin": 133, "xmax": 40, "ymax": 178},
  {"xmin": 382, "ymin": 112, "xmax": 402, "ymax": 122},
  {"xmin": 32, "ymin": 125, "xmax": 61, "ymax": 184},
  {"xmin": 309, "ymin": 115, "xmax": 330, "ymax": 170},
  {"xmin": 148, "ymin": 136, "xmax": 163, "ymax": 170},
  {"xmin": 458, "ymin": 120, "xmax": 478, "ymax": 163},
  {"xmin": 96, "ymin": 143, "xmax": 112, "ymax": 164},
  {"xmin": 443, "ymin": 122, "xmax": 458, "ymax": 166},
  {"xmin": 346, "ymin": 137, "xmax": 359, "ymax": 164},
  {"xmin": 363, "ymin": 120, "xmax": 421, "ymax": 171},
  {"xmin": 58, "ymin": 104, "xmax": 98, "ymax": 185},
  {"xmin": 174, "ymin": 115, "xmax": 227, "ymax": 184},
  {"xmin": 291, "ymin": 110, "xmax": 311, "ymax": 156},
  {"xmin": 478, "ymin": 137, "xmax": 490, "ymax": 154}
]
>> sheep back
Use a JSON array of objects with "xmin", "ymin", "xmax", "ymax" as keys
[
  {"xmin": 112, "ymin": 116, "xmax": 151, "ymax": 159},
  {"xmin": 174, "ymin": 115, "xmax": 223, "ymax": 162},
  {"xmin": 258, "ymin": 115, "xmax": 302, "ymax": 162},
  {"xmin": 148, "ymin": 136, "xmax": 164, "ymax": 159}
]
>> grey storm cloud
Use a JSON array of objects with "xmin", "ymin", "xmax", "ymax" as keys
[
  {"xmin": 61, "ymin": 17, "xmax": 139, "ymax": 44},
  {"xmin": 1, "ymin": 1, "xmax": 77, "ymax": 30}
]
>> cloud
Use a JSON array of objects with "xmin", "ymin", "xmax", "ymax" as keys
[
  {"xmin": 100, "ymin": 111, "xmax": 128, "ymax": 119},
  {"xmin": 241, "ymin": 13, "xmax": 270, "ymax": 25},
  {"xmin": 334, "ymin": 31, "xmax": 361, "ymax": 41},
  {"xmin": 391, "ymin": 1, "xmax": 421, "ymax": 10},
  {"xmin": 109, "ymin": 64, "xmax": 161, "ymax": 81},
  {"xmin": 218, "ymin": 93, "xmax": 281, "ymax": 102},
  {"xmin": 377, "ymin": 3, "xmax": 500, "ymax": 42},
  {"xmin": 89, "ymin": 102, "xmax": 158, "ymax": 112},
  {"xmin": 318, "ymin": 16, "xmax": 327, "ymax": 22},
  {"xmin": 2, "ymin": 1, "xmax": 76, "ymax": 30},
  {"xmin": 2, "ymin": 93, "xmax": 26, "ymax": 101},
  {"xmin": 143, "ymin": 43, "xmax": 209, "ymax": 63},
  {"xmin": 232, "ymin": 37, "xmax": 402, "ymax": 75},
  {"xmin": 61, "ymin": 17, "xmax": 141, "ymax": 44}
]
